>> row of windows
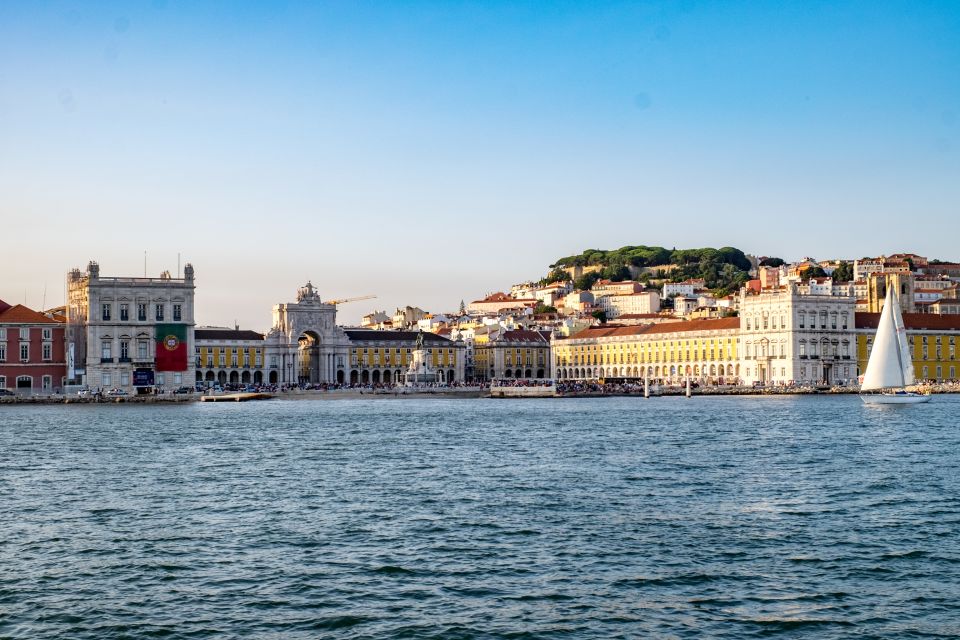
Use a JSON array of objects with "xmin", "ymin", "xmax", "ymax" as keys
[
  {"xmin": 101, "ymin": 340, "xmax": 149, "ymax": 360},
  {"xmin": 101, "ymin": 303, "xmax": 182, "ymax": 322},
  {"xmin": 197, "ymin": 353, "xmax": 263, "ymax": 367},
  {"xmin": 0, "ymin": 343, "xmax": 54, "ymax": 361},
  {"xmin": 0, "ymin": 328, "xmax": 54, "ymax": 340},
  {"xmin": 0, "ymin": 375, "xmax": 57, "ymax": 390},
  {"xmin": 743, "ymin": 311, "xmax": 849, "ymax": 331}
]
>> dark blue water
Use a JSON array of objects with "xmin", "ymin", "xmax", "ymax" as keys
[{"xmin": 1, "ymin": 396, "xmax": 959, "ymax": 638}]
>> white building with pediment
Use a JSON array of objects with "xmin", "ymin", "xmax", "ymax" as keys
[
  {"xmin": 739, "ymin": 282, "xmax": 856, "ymax": 386},
  {"xmin": 66, "ymin": 261, "xmax": 196, "ymax": 392}
]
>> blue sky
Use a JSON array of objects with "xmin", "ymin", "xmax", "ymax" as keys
[{"xmin": 2, "ymin": 1, "xmax": 958, "ymax": 328}]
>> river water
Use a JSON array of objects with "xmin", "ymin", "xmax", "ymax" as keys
[{"xmin": 1, "ymin": 396, "xmax": 958, "ymax": 638}]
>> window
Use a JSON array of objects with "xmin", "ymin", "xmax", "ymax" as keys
[
  {"xmin": 120, "ymin": 304, "xmax": 129, "ymax": 321},
  {"xmin": 101, "ymin": 342, "xmax": 112, "ymax": 359},
  {"xmin": 798, "ymin": 312, "xmax": 805, "ymax": 329},
  {"xmin": 20, "ymin": 327, "xmax": 29, "ymax": 340},
  {"xmin": 820, "ymin": 312, "xmax": 827, "ymax": 329},
  {"xmin": 120, "ymin": 341, "xmax": 129, "ymax": 360},
  {"xmin": 120, "ymin": 372, "xmax": 130, "ymax": 386},
  {"xmin": 155, "ymin": 304, "xmax": 164, "ymax": 321},
  {"xmin": 219, "ymin": 353, "xmax": 225, "ymax": 367},
  {"xmin": 0, "ymin": 344, "xmax": 5, "ymax": 361},
  {"xmin": 102, "ymin": 373, "xmax": 112, "ymax": 387},
  {"xmin": 174, "ymin": 373, "xmax": 182, "ymax": 384},
  {"xmin": 243, "ymin": 352, "xmax": 250, "ymax": 367},
  {"xmin": 173, "ymin": 304, "xmax": 182, "ymax": 321},
  {"xmin": 102, "ymin": 303, "xmax": 111, "ymax": 321},
  {"xmin": 42, "ymin": 328, "xmax": 52, "ymax": 340},
  {"xmin": 137, "ymin": 303, "xmax": 147, "ymax": 321},
  {"xmin": 0, "ymin": 375, "xmax": 5, "ymax": 389},
  {"xmin": 156, "ymin": 373, "xmax": 165, "ymax": 386},
  {"xmin": 138, "ymin": 341, "xmax": 148, "ymax": 358},
  {"xmin": 231, "ymin": 350, "xmax": 238, "ymax": 367},
  {"xmin": 0, "ymin": 328, "xmax": 4, "ymax": 340},
  {"xmin": 42, "ymin": 343, "xmax": 52, "ymax": 361},
  {"xmin": 20, "ymin": 343, "xmax": 29, "ymax": 361}
]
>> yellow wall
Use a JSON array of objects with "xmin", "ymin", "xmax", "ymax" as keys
[
  {"xmin": 351, "ymin": 346, "xmax": 457, "ymax": 368},
  {"xmin": 199, "ymin": 345, "xmax": 262, "ymax": 368},
  {"xmin": 554, "ymin": 331, "xmax": 739, "ymax": 379},
  {"xmin": 856, "ymin": 332, "xmax": 960, "ymax": 380}
]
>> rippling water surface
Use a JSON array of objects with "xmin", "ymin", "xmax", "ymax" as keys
[{"xmin": 2, "ymin": 396, "xmax": 959, "ymax": 638}]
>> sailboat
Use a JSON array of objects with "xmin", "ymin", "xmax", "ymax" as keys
[{"xmin": 860, "ymin": 284, "xmax": 930, "ymax": 404}]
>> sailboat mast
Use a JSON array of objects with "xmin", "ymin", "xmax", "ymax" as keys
[{"xmin": 890, "ymin": 284, "xmax": 905, "ymax": 389}]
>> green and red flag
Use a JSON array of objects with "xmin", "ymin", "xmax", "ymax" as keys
[{"xmin": 155, "ymin": 324, "xmax": 188, "ymax": 372}]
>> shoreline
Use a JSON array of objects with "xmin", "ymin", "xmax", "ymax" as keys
[{"xmin": 3, "ymin": 385, "xmax": 959, "ymax": 404}]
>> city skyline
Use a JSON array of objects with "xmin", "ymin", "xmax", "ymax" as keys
[{"xmin": 2, "ymin": 1, "xmax": 959, "ymax": 328}]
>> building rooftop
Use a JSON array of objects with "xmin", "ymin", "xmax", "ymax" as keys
[
  {"xmin": 195, "ymin": 328, "xmax": 265, "ymax": 341},
  {"xmin": 561, "ymin": 317, "xmax": 740, "ymax": 341},
  {"xmin": 343, "ymin": 329, "xmax": 453, "ymax": 344},
  {"xmin": 0, "ymin": 304, "xmax": 65, "ymax": 325},
  {"xmin": 855, "ymin": 312, "xmax": 960, "ymax": 331}
]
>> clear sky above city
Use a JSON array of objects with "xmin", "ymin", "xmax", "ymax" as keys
[{"xmin": 2, "ymin": 1, "xmax": 958, "ymax": 328}]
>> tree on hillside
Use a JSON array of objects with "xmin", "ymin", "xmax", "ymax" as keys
[
  {"xmin": 832, "ymin": 261, "xmax": 854, "ymax": 282},
  {"xmin": 760, "ymin": 257, "xmax": 785, "ymax": 267},
  {"xmin": 591, "ymin": 310, "xmax": 607, "ymax": 323},
  {"xmin": 540, "ymin": 268, "xmax": 570, "ymax": 286},
  {"xmin": 800, "ymin": 266, "xmax": 829, "ymax": 281},
  {"xmin": 573, "ymin": 272, "xmax": 601, "ymax": 291}
]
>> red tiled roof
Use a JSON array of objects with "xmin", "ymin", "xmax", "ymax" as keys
[
  {"xmin": 0, "ymin": 304, "xmax": 62, "ymax": 325},
  {"xmin": 641, "ymin": 317, "xmax": 740, "ymax": 335},
  {"xmin": 500, "ymin": 329, "xmax": 551, "ymax": 343},
  {"xmin": 562, "ymin": 317, "xmax": 740, "ymax": 340},
  {"xmin": 855, "ymin": 312, "xmax": 960, "ymax": 331}
]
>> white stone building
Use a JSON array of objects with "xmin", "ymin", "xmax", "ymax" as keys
[
  {"xmin": 739, "ymin": 282, "xmax": 856, "ymax": 386},
  {"xmin": 596, "ymin": 291, "xmax": 660, "ymax": 319},
  {"xmin": 66, "ymin": 261, "xmax": 196, "ymax": 392}
]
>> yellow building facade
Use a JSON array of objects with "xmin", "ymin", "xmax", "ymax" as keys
[
  {"xmin": 343, "ymin": 330, "xmax": 464, "ymax": 385},
  {"xmin": 195, "ymin": 328, "xmax": 266, "ymax": 387},
  {"xmin": 855, "ymin": 313, "xmax": 960, "ymax": 382},
  {"xmin": 553, "ymin": 318, "xmax": 741, "ymax": 382},
  {"xmin": 473, "ymin": 329, "xmax": 551, "ymax": 381}
]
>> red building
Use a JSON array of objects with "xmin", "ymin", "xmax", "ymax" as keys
[{"xmin": 0, "ymin": 299, "xmax": 67, "ymax": 394}]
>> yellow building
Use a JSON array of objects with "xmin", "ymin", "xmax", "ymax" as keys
[
  {"xmin": 195, "ymin": 327, "xmax": 266, "ymax": 387},
  {"xmin": 856, "ymin": 313, "xmax": 960, "ymax": 382},
  {"xmin": 343, "ymin": 329, "xmax": 464, "ymax": 385},
  {"xmin": 473, "ymin": 328, "xmax": 551, "ymax": 381},
  {"xmin": 553, "ymin": 318, "xmax": 741, "ymax": 383}
]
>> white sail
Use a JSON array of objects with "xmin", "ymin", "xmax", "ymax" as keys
[
  {"xmin": 891, "ymin": 289, "xmax": 915, "ymax": 386},
  {"xmin": 861, "ymin": 286, "xmax": 907, "ymax": 391}
]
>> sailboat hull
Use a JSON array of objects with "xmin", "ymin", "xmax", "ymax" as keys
[{"xmin": 860, "ymin": 393, "xmax": 931, "ymax": 405}]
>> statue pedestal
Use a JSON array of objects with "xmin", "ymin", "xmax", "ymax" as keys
[{"xmin": 404, "ymin": 348, "xmax": 439, "ymax": 386}]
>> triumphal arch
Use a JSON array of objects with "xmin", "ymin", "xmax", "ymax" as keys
[{"xmin": 267, "ymin": 282, "xmax": 352, "ymax": 384}]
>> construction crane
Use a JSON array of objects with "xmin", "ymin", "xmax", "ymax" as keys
[{"xmin": 323, "ymin": 294, "xmax": 376, "ymax": 306}]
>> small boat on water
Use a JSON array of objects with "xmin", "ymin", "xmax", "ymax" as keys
[{"xmin": 860, "ymin": 284, "xmax": 930, "ymax": 405}]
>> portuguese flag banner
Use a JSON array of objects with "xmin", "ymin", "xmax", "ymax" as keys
[{"xmin": 155, "ymin": 324, "xmax": 188, "ymax": 372}]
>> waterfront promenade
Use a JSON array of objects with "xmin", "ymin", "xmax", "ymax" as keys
[{"xmin": 3, "ymin": 382, "xmax": 960, "ymax": 403}]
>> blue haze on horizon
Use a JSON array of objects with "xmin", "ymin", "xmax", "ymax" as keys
[{"xmin": 1, "ymin": 1, "xmax": 958, "ymax": 328}]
